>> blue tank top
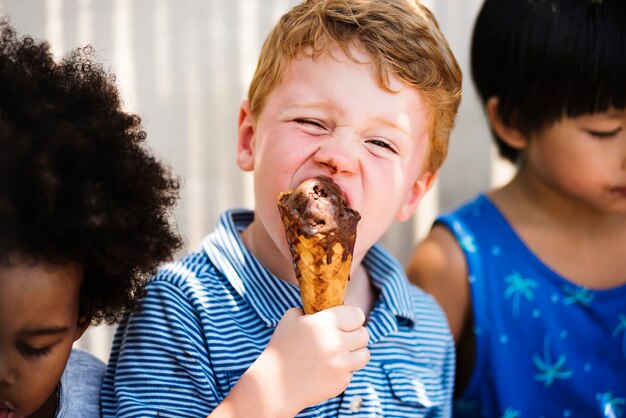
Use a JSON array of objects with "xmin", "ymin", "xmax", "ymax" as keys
[{"xmin": 437, "ymin": 195, "xmax": 626, "ymax": 418}]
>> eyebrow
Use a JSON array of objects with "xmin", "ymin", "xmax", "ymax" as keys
[
  {"xmin": 282, "ymin": 102, "xmax": 334, "ymax": 114},
  {"xmin": 19, "ymin": 326, "xmax": 70, "ymax": 337},
  {"xmin": 372, "ymin": 116, "xmax": 412, "ymax": 137}
]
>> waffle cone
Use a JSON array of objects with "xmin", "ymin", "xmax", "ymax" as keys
[{"xmin": 288, "ymin": 233, "xmax": 353, "ymax": 314}]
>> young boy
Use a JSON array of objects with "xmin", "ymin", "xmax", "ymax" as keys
[
  {"xmin": 0, "ymin": 18, "xmax": 181, "ymax": 418},
  {"xmin": 406, "ymin": 0, "xmax": 626, "ymax": 416},
  {"xmin": 101, "ymin": 0, "xmax": 462, "ymax": 416}
]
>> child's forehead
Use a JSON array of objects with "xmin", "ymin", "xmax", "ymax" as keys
[
  {"xmin": 280, "ymin": 50, "xmax": 423, "ymax": 104},
  {"xmin": 289, "ymin": 43, "xmax": 412, "ymax": 94},
  {"xmin": 0, "ymin": 263, "xmax": 83, "ymax": 332},
  {"xmin": 574, "ymin": 108, "xmax": 626, "ymax": 120},
  {"xmin": 0, "ymin": 261, "xmax": 83, "ymax": 294}
]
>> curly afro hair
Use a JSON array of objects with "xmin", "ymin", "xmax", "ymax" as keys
[{"xmin": 0, "ymin": 17, "xmax": 182, "ymax": 325}]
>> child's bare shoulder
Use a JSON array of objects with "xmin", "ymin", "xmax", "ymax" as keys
[{"xmin": 406, "ymin": 224, "xmax": 469, "ymax": 340}]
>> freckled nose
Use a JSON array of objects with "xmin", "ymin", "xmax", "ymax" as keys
[
  {"xmin": 314, "ymin": 135, "xmax": 359, "ymax": 174},
  {"xmin": 320, "ymin": 159, "xmax": 338, "ymax": 173}
]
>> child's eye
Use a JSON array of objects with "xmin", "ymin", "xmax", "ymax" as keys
[
  {"xmin": 367, "ymin": 138, "xmax": 398, "ymax": 154},
  {"xmin": 586, "ymin": 127, "xmax": 622, "ymax": 139},
  {"xmin": 17, "ymin": 342, "xmax": 53, "ymax": 358},
  {"xmin": 295, "ymin": 118, "xmax": 327, "ymax": 130}
]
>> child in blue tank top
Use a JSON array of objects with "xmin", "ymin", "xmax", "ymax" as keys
[{"xmin": 406, "ymin": 0, "xmax": 626, "ymax": 417}]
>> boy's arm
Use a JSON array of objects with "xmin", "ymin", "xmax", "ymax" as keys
[
  {"xmin": 101, "ymin": 280, "xmax": 220, "ymax": 418},
  {"xmin": 405, "ymin": 224, "xmax": 470, "ymax": 342},
  {"xmin": 208, "ymin": 306, "xmax": 370, "ymax": 418}
]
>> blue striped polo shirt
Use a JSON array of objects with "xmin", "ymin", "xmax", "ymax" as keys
[{"xmin": 101, "ymin": 209, "xmax": 454, "ymax": 417}]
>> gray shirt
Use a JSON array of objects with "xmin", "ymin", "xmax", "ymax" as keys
[{"xmin": 56, "ymin": 348, "xmax": 105, "ymax": 418}]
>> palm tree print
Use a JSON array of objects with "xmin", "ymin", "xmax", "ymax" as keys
[
  {"xmin": 562, "ymin": 285, "xmax": 595, "ymax": 306},
  {"xmin": 459, "ymin": 235, "xmax": 476, "ymax": 253},
  {"xmin": 504, "ymin": 272, "xmax": 538, "ymax": 318},
  {"xmin": 454, "ymin": 400, "xmax": 480, "ymax": 417},
  {"xmin": 502, "ymin": 408, "xmax": 521, "ymax": 418},
  {"xmin": 597, "ymin": 392, "xmax": 625, "ymax": 418},
  {"xmin": 452, "ymin": 221, "xmax": 477, "ymax": 253},
  {"xmin": 533, "ymin": 336, "xmax": 573, "ymax": 386},
  {"xmin": 613, "ymin": 314, "xmax": 626, "ymax": 359}
]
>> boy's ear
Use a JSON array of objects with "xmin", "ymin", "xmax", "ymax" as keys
[
  {"xmin": 396, "ymin": 170, "xmax": 438, "ymax": 222},
  {"xmin": 237, "ymin": 99, "xmax": 257, "ymax": 172},
  {"xmin": 486, "ymin": 97, "xmax": 527, "ymax": 150}
]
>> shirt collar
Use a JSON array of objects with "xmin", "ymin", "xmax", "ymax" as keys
[
  {"xmin": 363, "ymin": 244, "xmax": 417, "ymax": 324},
  {"xmin": 203, "ymin": 209, "xmax": 416, "ymax": 328},
  {"xmin": 202, "ymin": 209, "xmax": 299, "ymax": 328}
]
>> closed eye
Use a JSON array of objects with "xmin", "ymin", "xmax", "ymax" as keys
[
  {"xmin": 586, "ymin": 127, "xmax": 622, "ymax": 139},
  {"xmin": 367, "ymin": 138, "xmax": 398, "ymax": 154},
  {"xmin": 17, "ymin": 342, "xmax": 54, "ymax": 358},
  {"xmin": 295, "ymin": 118, "xmax": 326, "ymax": 129}
]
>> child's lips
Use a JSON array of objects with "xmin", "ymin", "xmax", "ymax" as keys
[
  {"xmin": 0, "ymin": 403, "xmax": 24, "ymax": 418},
  {"xmin": 610, "ymin": 186, "xmax": 626, "ymax": 196}
]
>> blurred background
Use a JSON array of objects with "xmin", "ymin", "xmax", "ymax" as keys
[{"xmin": 0, "ymin": 0, "xmax": 514, "ymax": 362}]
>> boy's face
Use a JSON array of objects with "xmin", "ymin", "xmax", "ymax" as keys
[
  {"xmin": 523, "ymin": 109, "xmax": 626, "ymax": 214},
  {"xmin": 238, "ymin": 45, "xmax": 436, "ymax": 269},
  {"xmin": 0, "ymin": 262, "xmax": 85, "ymax": 418}
]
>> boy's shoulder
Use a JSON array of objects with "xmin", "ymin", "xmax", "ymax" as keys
[
  {"xmin": 156, "ymin": 248, "xmax": 215, "ymax": 278},
  {"xmin": 57, "ymin": 349, "xmax": 105, "ymax": 417},
  {"xmin": 65, "ymin": 348, "xmax": 106, "ymax": 376},
  {"xmin": 146, "ymin": 210, "xmax": 249, "ymax": 303},
  {"xmin": 150, "ymin": 247, "xmax": 224, "ymax": 293}
]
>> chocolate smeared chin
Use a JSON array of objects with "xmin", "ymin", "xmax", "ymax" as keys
[{"xmin": 277, "ymin": 177, "xmax": 361, "ymax": 314}]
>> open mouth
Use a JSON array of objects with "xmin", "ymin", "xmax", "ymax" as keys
[{"xmin": 0, "ymin": 404, "xmax": 24, "ymax": 418}]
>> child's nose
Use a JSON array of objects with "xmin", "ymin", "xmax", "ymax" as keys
[
  {"xmin": 313, "ymin": 132, "xmax": 359, "ymax": 175},
  {"xmin": 0, "ymin": 357, "xmax": 16, "ymax": 385}
]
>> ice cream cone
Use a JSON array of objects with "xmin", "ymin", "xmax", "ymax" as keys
[{"xmin": 277, "ymin": 177, "xmax": 360, "ymax": 314}]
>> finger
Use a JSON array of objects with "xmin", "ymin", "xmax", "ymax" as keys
[
  {"xmin": 347, "ymin": 346, "xmax": 371, "ymax": 372},
  {"xmin": 282, "ymin": 307, "xmax": 304, "ymax": 320},
  {"xmin": 342, "ymin": 326, "xmax": 370, "ymax": 352},
  {"xmin": 324, "ymin": 305, "xmax": 365, "ymax": 332}
]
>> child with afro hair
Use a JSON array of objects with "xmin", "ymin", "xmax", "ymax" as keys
[{"xmin": 0, "ymin": 17, "xmax": 182, "ymax": 418}]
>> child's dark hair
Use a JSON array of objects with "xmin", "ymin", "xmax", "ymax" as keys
[
  {"xmin": 0, "ymin": 18, "xmax": 182, "ymax": 325},
  {"xmin": 471, "ymin": 0, "xmax": 626, "ymax": 163}
]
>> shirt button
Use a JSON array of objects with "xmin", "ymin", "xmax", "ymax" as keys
[{"xmin": 349, "ymin": 395, "xmax": 363, "ymax": 413}]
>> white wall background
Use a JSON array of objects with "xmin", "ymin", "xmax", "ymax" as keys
[{"xmin": 0, "ymin": 0, "xmax": 514, "ymax": 362}]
